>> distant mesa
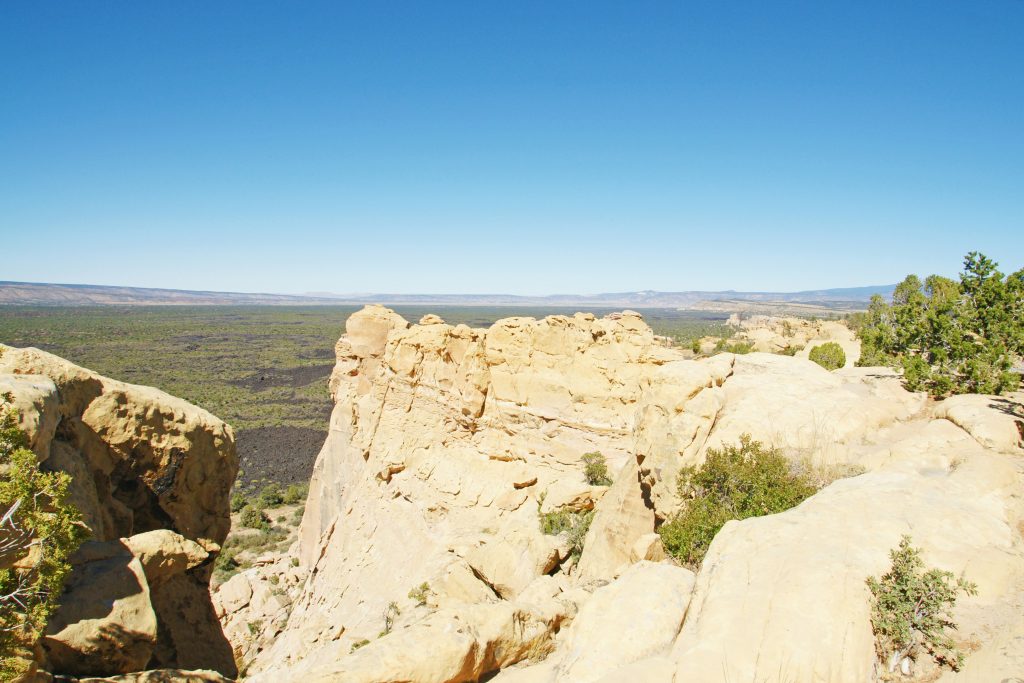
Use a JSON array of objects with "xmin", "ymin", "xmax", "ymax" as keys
[{"xmin": 0, "ymin": 281, "xmax": 896, "ymax": 309}]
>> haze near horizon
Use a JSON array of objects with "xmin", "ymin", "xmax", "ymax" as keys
[{"xmin": 2, "ymin": 1, "xmax": 1022, "ymax": 295}]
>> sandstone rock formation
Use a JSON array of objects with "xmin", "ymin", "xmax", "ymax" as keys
[
  {"xmin": 233, "ymin": 306, "xmax": 1024, "ymax": 681},
  {"xmin": 0, "ymin": 345, "xmax": 238, "ymax": 679},
  {"xmin": 726, "ymin": 314, "xmax": 862, "ymax": 366}
]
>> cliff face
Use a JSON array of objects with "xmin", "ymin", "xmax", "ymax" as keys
[
  {"xmin": 244, "ymin": 306, "xmax": 1024, "ymax": 682},
  {"xmin": 0, "ymin": 345, "xmax": 238, "ymax": 679}
]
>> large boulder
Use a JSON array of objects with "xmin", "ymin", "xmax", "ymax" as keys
[
  {"xmin": 669, "ymin": 435, "xmax": 1021, "ymax": 682},
  {"xmin": 124, "ymin": 530, "xmax": 209, "ymax": 587},
  {"xmin": 43, "ymin": 540, "xmax": 158, "ymax": 676},
  {"xmin": 0, "ymin": 345, "xmax": 238, "ymax": 677},
  {"xmin": 575, "ymin": 456, "xmax": 655, "ymax": 582},
  {"xmin": 0, "ymin": 345, "xmax": 238, "ymax": 548}
]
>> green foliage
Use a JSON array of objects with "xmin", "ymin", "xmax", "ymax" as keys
[
  {"xmin": 282, "ymin": 483, "xmax": 308, "ymax": 505},
  {"xmin": 713, "ymin": 338, "xmax": 754, "ymax": 355},
  {"xmin": 214, "ymin": 527, "xmax": 289, "ymax": 580},
  {"xmin": 690, "ymin": 338, "xmax": 702, "ymax": 354},
  {"xmin": 408, "ymin": 582, "xmax": 431, "ymax": 606},
  {"xmin": 257, "ymin": 483, "xmax": 284, "ymax": 508},
  {"xmin": 867, "ymin": 536, "xmax": 978, "ymax": 674},
  {"xmin": 808, "ymin": 342, "xmax": 846, "ymax": 371},
  {"xmin": 230, "ymin": 492, "xmax": 248, "ymax": 513},
  {"xmin": 539, "ymin": 508, "xmax": 594, "ymax": 560},
  {"xmin": 350, "ymin": 638, "xmax": 370, "ymax": 653},
  {"xmin": 658, "ymin": 436, "xmax": 815, "ymax": 569},
  {"xmin": 1, "ymin": 395, "xmax": 86, "ymax": 678},
  {"xmin": 777, "ymin": 344, "xmax": 803, "ymax": 357},
  {"xmin": 857, "ymin": 252, "xmax": 1023, "ymax": 396},
  {"xmin": 239, "ymin": 505, "xmax": 270, "ymax": 530},
  {"xmin": 581, "ymin": 452, "xmax": 612, "ymax": 486}
]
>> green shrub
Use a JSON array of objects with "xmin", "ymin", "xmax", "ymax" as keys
[
  {"xmin": 408, "ymin": 582, "xmax": 431, "ymax": 606},
  {"xmin": 726, "ymin": 340, "xmax": 753, "ymax": 354},
  {"xmin": 239, "ymin": 505, "xmax": 270, "ymax": 530},
  {"xmin": 282, "ymin": 483, "xmax": 309, "ymax": 505},
  {"xmin": 1, "ymin": 395, "xmax": 86, "ymax": 678},
  {"xmin": 257, "ymin": 483, "xmax": 284, "ymax": 508},
  {"xmin": 658, "ymin": 435, "xmax": 815, "ymax": 569},
  {"xmin": 690, "ymin": 338, "xmax": 702, "ymax": 354},
  {"xmin": 867, "ymin": 535, "xmax": 978, "ymax": 674},
  {"xmin": 350, "ymin": 638, "xmax": 370, "ymax": 653},
  {"xmin": 539, "ymin": 508, "xmax": 594, "ymax": 560},
  {"xmin": 777, "ymin": 344, "xmax": 802, "ymax": 356},
  {"xmin": 857, "ymin": 252, "xmax": 1023, "ymax": 396},
  {"xmin": 581, "ymin": 452, "xmax": 612, "ymax": 486},
  {"xmin": 230, "ymin": 492, "xmax": 248, "ymax": 513},
  {"xmin": 808, "ymin": 342, "xmax": 846, "ymax": 370}
]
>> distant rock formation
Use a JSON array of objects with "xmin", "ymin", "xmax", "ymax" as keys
[
  {"xmin": 234, "ymin": 305, "xmax": 1024, "ymax": 682},
  {"xmin": 0, "ymin": 345, "xmax": 239, "ymax": 680}
]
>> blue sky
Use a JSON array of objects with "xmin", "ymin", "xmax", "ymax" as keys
[{"xmin": 1, "ymin": 1, "xmax": 1022, "ymax": 295}]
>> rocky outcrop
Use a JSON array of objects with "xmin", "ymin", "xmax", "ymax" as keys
[
  {"xmin": 0, "ymin": 345, "xmax": 238, "ymax": 679},
  {"xmin": 228, "ymin": 307, "xmax": 1024, "ymax": 682},
  {"xmin": 725, "ymin": 314, "xmax": 862, "ymax": 366}
]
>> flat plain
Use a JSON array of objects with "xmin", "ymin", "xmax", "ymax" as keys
[{"xmin": 0, "ymin": 305, "xmax": 730, "ymax": 488}]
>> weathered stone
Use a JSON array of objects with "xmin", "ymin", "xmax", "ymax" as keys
[{"xmin": 43, "ymin": 540, "xmax": 158, "ymax": 676}]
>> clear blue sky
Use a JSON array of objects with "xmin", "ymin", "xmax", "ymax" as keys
[{"xmin": 2, "ymin": 2, "xmax": 1022, "ymax": 295}]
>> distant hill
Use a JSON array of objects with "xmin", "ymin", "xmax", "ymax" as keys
[{"xmin": 0, "ymin": 281, "xmax": 895, "ymax": 308}]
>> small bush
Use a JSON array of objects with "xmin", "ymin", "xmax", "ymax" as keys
[
  {"xmin": 809, "ymin": 342, "xmax": 846, "ymax": 371},
  {"xmin": 690, "ymin": 338, "xmax": 702, "ymax": 354},
  {"xmin": 230, "ymin": 492, "xmax": 248, "ymax": 513},
  {"xmin": 658, "ymin": 435, "xmax": 815, "ymax": 569},
  {"xmin": 581, "ymin": 452, "xmax": 612, "ymax": 486},
  {"xmin": 350, "ymin": 638, "xmax": 370, "ymax": 653},
  {"xmin": 539, "ymin": 508, "xmax": 594, "ymax": 560},
  {"xmin": 282, "ymin": 483, "xmax": 309, "ymax": 505},
  {"xmin": 239, "ymin": 505, "xmax": 270, "ymax": 530},
  {"xmin": 867, "ymin": 535, "xmax": 977, "ymax": 674},
  {"xmin": 726, "ymin": 340, "xmax": 753, "ymax": 354},
  {"xmin": 257, "ymin": 483, "xmax": 284, "ymax": 508},
  {"xmin": 777, "ymin": 344, "xmax": 803, "ymax": 356},
  {"xmin": 408, "ymin": 582, "xmax": 431, "ymax": 606}
]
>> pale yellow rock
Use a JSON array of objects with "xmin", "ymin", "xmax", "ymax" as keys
[
  {"xmin": 0, "ymin": 372, "xmax": 58, "ymax": 460},
  {"xmin": 464, "ymin": 527, "xmax": 563, "ymax": 598},
  {"xmin": 539, "ymin": 479, "xmax": 606, "ymax": 513},
  {"xmin": 670, "ymin": 447, "xmax": 1021, "ymax": 683},
  {"xmin": 552, "ymin": 561, "xmax": 694, "ymax": 682},
  {"xmin": 43, "ymin": 540, "xmax": 159, "ymax": 676},
  {"xmin": 934, "ymin": 393, "xmax": 1023, "ymax": 453},
  {"xmin": 592, "ymin": 657, "xmax": 675, "ymax": 683},
  {"xmin": 575, "ymin": 456, "xmax": 655, "ymax": 582},
  {"xmin": 125, "ymin": 529, "xmax": 209, "ymax": 586},
  {"xmin": 241, "ymin": 306, "xmax": 1024, "ymax": 682},
  {"xmin": 0, "ymin": 345, "xmax": 238, "ymax": 549},
  {"xmin": 703, "ymin": 353, "xmax": 923, "ymax": 466},
  {"xmin": 43, "ymin": 440, "xmax": 107, "ymax": 536},
  {"xmin": 213, "ymin": 572, "xmax": 253, "ymax": 616},
  {"xmin": 628, "ymin": 533, "xmax": 667, "ymax": 562},
  {"xmin": 249, "ymin": 600, "xmax": 568, "ymax": 683}
]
